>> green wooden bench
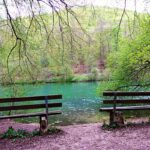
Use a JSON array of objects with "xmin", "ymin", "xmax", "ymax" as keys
[
  {"xmin": 100, "ymin": 91, "xmax": 150, "ymax": 125},
  {"xmin": 0, "ymin": 95, "xmax": 62, "ymax": 133}
]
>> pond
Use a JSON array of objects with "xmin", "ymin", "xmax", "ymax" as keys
[{"xmin": 0, "ymin": 82, "xmax": 106, "ymax": 125}]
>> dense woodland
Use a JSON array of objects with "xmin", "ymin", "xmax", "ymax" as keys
[{"xmin": 0, "ymin": 1, "xmax": 149, "ymax": 93}]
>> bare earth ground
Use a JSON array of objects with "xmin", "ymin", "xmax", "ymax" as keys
[{"xmin": 1, "ymin": 119, "xmax": 150, "ymax": 150}]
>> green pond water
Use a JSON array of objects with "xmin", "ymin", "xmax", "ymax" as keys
[{"xmin": 0, "ymin": 82, "xmax": 106, "ymax": 125}]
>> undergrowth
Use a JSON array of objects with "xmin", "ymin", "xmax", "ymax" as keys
[
  {"xmin": 0, "ymin": 126, "xmax": 61, "ymax": 140},
  {"xmin": 102, "ymin": 122, "xmax": 121, "ymax": 130},
  {"xmin": 102, "ymin": 121, "xmax": 150, "ymax": 130}
]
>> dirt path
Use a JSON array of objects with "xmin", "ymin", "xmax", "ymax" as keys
[{"xmin": 1, "ymin": 119, "xmax": 150, "ymax": 150}]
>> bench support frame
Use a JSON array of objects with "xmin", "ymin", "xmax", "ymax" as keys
[
  {"xmin": 109, "ymin": 111, "xmax": 124, "ymax": 126},
  {"xmin": 39, "ymin": 115, "xmax": 48, "ymax": 135}
]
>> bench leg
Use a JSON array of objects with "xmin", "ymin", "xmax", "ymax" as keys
[
  {"xmin": 109, "ymin": 111, "xmax": 124, "ymax": 126},
  {"xmin": 109, "ymin": 111, "xmax": 114, "ymax": 125},
  {"xmin": 39, "ymin": 116, "xmax": 48, "ymax": 135},
  {"xmin": 114, "ymin": 111, "xmax": 124, "ymax": 126}
]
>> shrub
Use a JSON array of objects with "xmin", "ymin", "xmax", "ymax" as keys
[
  {"xmin": 0, "ymin": 126, "xmax": 62, "ymax": 139},
  {"xmin": 1, "ymin": 127, "xmax": 30, "ymax": 139}
]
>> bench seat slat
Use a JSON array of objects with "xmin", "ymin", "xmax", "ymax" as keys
[
  {"xmin": 0, "ymin": 110, "xmax": 62, "ymax": 120},
  {"xmin": 103, "ymin": 99, "xmax": 150, "ymax": 104},
  {"xmin": 100, "ymin": 105, "xmax": 150, "ymax": 111},
  {"xmin": 0, "ymin": 103, "xmax": 62, "ymax": 111}
]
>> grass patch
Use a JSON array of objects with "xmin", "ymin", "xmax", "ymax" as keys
[
  {"xmin": 0, "ymin": 127, "xmax": 34, "ymax": 139},
  {"xmin": 72, "ymin": 74, "xmax": 90, "ymax": 82},
  {"xmin": 102, "ymin": 122, "xmax": 122, "ymax": 130},
  {"xmin": 0, "ymin": 126, "xmax": 62, "ymax": 140}
]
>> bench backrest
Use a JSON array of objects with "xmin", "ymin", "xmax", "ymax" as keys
[
  {"xmin": 103, "ymin": 91, "xmax": 150, "ymax": 104},
  {"xmin": 102, "ymin": 91, "xmax": 150, "ymax": 112},
  {"xmin": 0, "ymin": 95, "xmax": 62, "ymax": 112},
  {"xmin": 103, "ymin": 91, "xmax": 150, "ymax": 96}
]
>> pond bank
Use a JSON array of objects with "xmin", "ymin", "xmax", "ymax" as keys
[
  {"xmin": 0, "ymin": 78, "xmax": 102, "ymax": 86},
  {"xmin": 1, "ymin": 118, "xmax": 150, "ymax": 150}
]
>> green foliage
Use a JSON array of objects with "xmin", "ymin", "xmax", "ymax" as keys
[
  {"xmin": 102, "ymin": 122, "xmax": 121, "ymax": 130},
  {"xmin": 97, "ymin": 81, "xmax": 119, "ymax": 96},
  {"xmin": 47, "ymin": 126, "xmax": 62, "ymax": 134},
  {"xmin": 97, "ymin": 16, "xmax": 150, "ymax": 93},
  {"xmin": 0, "ymin": 6, "xmax": 149, "ymax": 85},
  {"xmin": 1, "ymin": 127, "xmax": 30, "ymax": 139},
  {"xmin": 113, "ymin": 18, "xmax": 149, "ymax": 81},
  {"xmin": 72, "ymin": 74, "xmax": 90, "ymax": 82},
  {"xmin": 0, "ymin": 126, "xmax": 61, "ymax": 139},
  {"xmin": 0, "ymin": 7, "xmax": 133, "ymax": 84},
  {"xmin": 40, "ymin": 56, "xmax": 49, "ymax": 68},
  {"xmin": 90, "ymin": 68, "xmax": 100, "ymax": 81}
]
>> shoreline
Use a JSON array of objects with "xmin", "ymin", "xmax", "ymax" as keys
[{"xmin": 0, "ymin": 79, "xmax": 101, "ymax": 86}]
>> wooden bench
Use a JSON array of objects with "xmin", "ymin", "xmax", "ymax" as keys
[
  {"xmin": 0, "ymin": 94, "xmax": 62, "ymax": 134},
  {"xmin": 100, "ymin": 91, "xmax": 150, "ymax": 125}
]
